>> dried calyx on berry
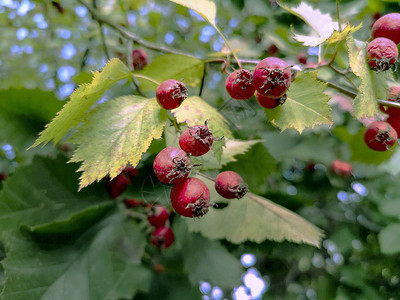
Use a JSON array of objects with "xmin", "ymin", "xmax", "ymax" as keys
[
  {"xmin": 156, "ymin": 79, "xmax": 188, "ymax": 110},
  {"xmin": 215, "ymin": 171, "xmax": 249, "ymax": 199},
  {"xmin": 364, "ymin": 121, "xmax": 398, "ymax": 151},
  {"xmin": 366, "ymin": 38, "xmax": 398, "ymax": 72},
  {"xmin": 225, "ymin": 69, "xmax": 256, "ymax": 100},
  {"xmin": 153, "ymin": 147, "xmax": 192, "ymax": 184}
]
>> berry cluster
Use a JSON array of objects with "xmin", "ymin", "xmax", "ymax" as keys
[
  {"xmin": 224, "ymin": 57, "xmax": 292, "ymax": 109},
  {"xmin": 367, "ymin": 13, "xmax": 400, "ymax": 72},
  {"xmin": 147, "ymin": 204, "xmax": 175, "ymax": 250}
]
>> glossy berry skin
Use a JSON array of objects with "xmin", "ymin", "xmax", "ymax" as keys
[
  {"xmin": 372, "ymin": 13, "xmax": 400, "ymax": 44},
  {"xmin": 156, "ymin": 79, "xmax": 188, "ymax": 110},
  {"xmin": 379, "ymin": 86, "xmax": 400, "ymax": 116},
  {"xmin": 170, "ymin": 177, "xmax": 210, "ymax": 218},
  {"xmin": 329, "ymin": 160, "xmax": 352, "ymax": 177},
  {"xmin": 366, "ymin": 38, "xmax": 398, "ymax": 72},
  {"xmin": 215, "ymin": 171, "xmax": 248, "ymax": 199},
  {"xmin": 179, "ymin": 123, "xmax": 214, "ymax": 156},
  {"xmin": 153, "ymin": 147, "xmax": 191, "ymax": 184},
  {"xmin": 225, "ymin": 69, "xmax": 256, "ymax": 100},
  {"xmin": 147, "ymin": 205, "xmax": 170, "ymax": 228},
  {"xmin": 386, "ymin": 115, "xmax": 400, "ymax": 137},
  {"xmin": 151, "ymin": 226, "xmax": 175, "ymax": 249},
  {"xmin": 105, "ymin": 174, "xmax": 131, "ymax": 199},
  {"xmin": 253, "ymin": 57, "xmax": 291, "ymax": 99},
  {"xmin": 256, "ymin": 93, "xmax": 286, "ymax": 109},
  {"xmin": 363, "ymin": 121, "xmax": 397, "ymax": 151},
  {"xmin": 132, "ymin": 49, "xmax": 148, "ymax": 70}
]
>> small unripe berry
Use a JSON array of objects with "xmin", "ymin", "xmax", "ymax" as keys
[
  {"xmin": 256, "ymin": 92, "xmax": 286, "ymax": 109},
  {"xmin": 372, "ymin": 13, "xmax": 400, "ymax": 44},
  {"xmin": 156, "ymin": 79, "xmax": 188, "ymax": 110},
  {"xmin": 153, "ymin": 147, "xmax": 191, "ymax": 184},
  {"xmin": 147, "ymin": 205, "xmax": 170, "ymax": 228},
  {"xmin": 253, "ymin": 57, "xmax": 292, "ymax": 99},
  {"xmin": 215, "ymin": 171, "xmax": 248, "ymax": 199},
  {"xmin": 170, "ymin": 177, "xmax": 210, "ymax": 218},
  {"xmin": 151, "ymin": 226, "xmax": 175, "ymax": 249},
  {"xmin": 179, "ymin": 122, "xmax": 215, "ymax": 156},
  {"xmin": 105, "ymin": 174, "xmax": 131, "ymax": 199},
  {"xmin": 329, "ymin": 160, "xmax": 352, "ymax": 177},
  {"xmin": 132, "ymin": 49, "xmax": 148, "ymax": 70},
  {"xmin": 364, "ymin": 121, "xmax": 397, "ymax": 151},
  {"xmin": 366, "ymin": 38, "xmax": 398, "ymax": 72},
  {"xmin": 225, "ymin": 69, "xmax": 256, "ymax": 100},
  {"xmin": 380, "ymin": 86, "xmax": 400, "ymax": 116}
]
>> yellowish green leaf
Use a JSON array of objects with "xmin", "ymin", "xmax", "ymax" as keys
[{"xmin": 169, "ymin": 0, "xmax": 217, "ymax": 27}]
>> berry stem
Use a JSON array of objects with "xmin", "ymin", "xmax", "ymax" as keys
[
  {"xmin": 132, "ymin": 74, "xmax": 161, "ymax": 86},
  {"xmin": 336, "ymin": 0, "xmax": 341, "ymax": 33},
  {"xmin": 214, "ymin": 26, "xmax": 242, "ymax": 69}
]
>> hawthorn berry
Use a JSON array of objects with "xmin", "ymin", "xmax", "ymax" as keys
[
  {"xmin": 366, "ymin": 38, "xmax": 398, "ymax": 72},
  {"xmin": 372, "ymin": 13, "xmax": 400, "ymax": 45},
  {"xmin": 0, "ymin": 173, "xmax": 7, "ymax": 181},
  {"xmin": 253, "ymin": 57, "xmax": 292, "ymax": 99},
  {"xmin": 170, "ymin": 177, "xmax": 210, "ymax": 218},
  {"xmin": 132, "ymin": 49, "xmax": 148, "ymax": 70},
  {"xmin": 122, "ymin": 165, "xmax": 138, "ymax": 178},
  {"xmin": 151, "ymin": 226, "xmax": 175, "ymax": 249},
  {"xmin": 156, "ymin": 79, "xmax": 188, "ymax": 110},
  {"xmin": 215, "ymin": 171, "xmax": 248, "ymax": 199},
  {"xmin": 147, "ymin": 204, "xmax": 170, "ymax": 228},
  {"xmin": 363, "ymin": 121, "xmax": 397, "ymax": 151},
  {"xmin": 297, "ymin": 52, "xmax": 308, "ymax": 64},
  {"xmin": 225, "ymin": 69, "xmax": 256, "ymax": 100},
  {"xmin": 379, "ymin": 86, "xmax": 400, "ymax": 116},
  {"xmin": 329, "ymin": 160, "xmax": 352, "ymax": 177},
  {"xmin": 123, "ymin": 198, "xmax": 144, "ymax": 208},
  {"xmin": 256, "ymin": 92, "xmax": 286, "ymax": 109},
  {"xmin": 386, "ymin": 114, "xmax": 400, "ymax": 137},
  {"xmin": 153, "ymin": 147, "xmax": 191, "ymax": 184},
  {"xmin": 179, "ymin": 121, "xmax": 218, "ymax": 156},
  {"xmin": 105, "ymin": 174, "xmax": 131, "ymax": 199}
]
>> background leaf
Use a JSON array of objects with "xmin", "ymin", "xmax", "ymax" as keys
[
  {"xmin": 379, "ymin": 223, "xmax": 400, "ymax": 255},
  {"xmin": 169, "ymin": 0, "xmax": 217, "ymax": 27}
]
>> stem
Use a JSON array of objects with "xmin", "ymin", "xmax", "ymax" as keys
[
  {"xmin": 132, "ymin": 74, "xmax": 161, "ymax": 86},
  {"xmin": 199, "ymin": 63, "xmax": 206, "ymax": 96},
  {"xmin": 131, "ymin": 76, "xmax": 145, "ymax": 97},
  {"xmin": 336, "ymin": 0, "xmax": 341, "ymax": 32},
  {"xmin": 214, "ymin": 26, "xmax": 242, "ymax": 69},
  {"xmin": 93, "ymin": 0, "xmax": 110, "ymax": 60}
]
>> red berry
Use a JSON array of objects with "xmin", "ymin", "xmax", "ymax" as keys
[
  {"xmin": 386, "ymin": 114, "xmax": 400, "ymax": 137},
  {"xmin": 153, "ymin": 147, "xmax": 191, "ymax": 184},
  {"xmin": 132, "ymin": 49, "xmax": 148, "ymax": 70},
  {"xmin": 123, "ymin": 198, "xmax": 144, "ymax": 208},
  {"xmin": 179, "ymin": 122, "xmax": 215, "ymax": 156},
  {"xmin": 253, "ymin": 57, "xmax": 292, "ymax": 99},
  {"xmin": 122, "ymin": 166, "xmax": 138, "ymax": 178},
  {"xmin": 215, "ymin": 171, "xmax": 248, "ymax": 199},
  {"xmin": 151, "ymin": 226, "xmax": 175, "ymax": 249},
  {"xmin": 156, "ymin": 79, "xmax": 188, "ymax": 110},
  {"xmin": 380, "ymin": 86, "xmax": 400, "ymax": 116},
  {"xmin": 267, "ymin": 44, "xmax": 279, "ymax": 56},
  {"xmin": 366, "ymin": 38, "xmax": 398, "ymax": 72},
  {"xmin": 147, "ymin": 205, "xmax": 170, "ymax": 228},
  {"xmin": 105, "ymin": 174, "xmax": 131, "ymax": 199},
  {"xmin": 363, "ymin": 121, "xmax": 397, "ymax": 151},
  {"xmin": 225, "ymin": 69, "xmax": 256, "ymax": 100},
  {"xmin": 0, "ymin": 173, "xmax": 7, "ymax": 181},
  {"xmin": 372, "ymin": 13, "xmax": 400, "ymax": 44},
  {"xmin": 170, "ymin": 177, "xmax": 210, "ymax": 218},
  {"xmin": 256, "ymin": 92, "xmax": 286, "ymax": 109},
  {"xmin": 329, "ymin": 160, "xmax": 352, "ymax": 177},
  {"xmin": 297, "ymin": 52, "xmax": 308, "ymax": 64}
]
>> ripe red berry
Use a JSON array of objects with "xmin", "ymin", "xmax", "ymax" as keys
[
  {"xmin": 147, "ymin": 205, "xmax": 170, "ymax": 228},
  {"xmin": 105, "ymin": 174, "xmax": 131, "ymax": 199},
  {"xmin": 156, "ymin": 79, "xmax": 188, "ymax": 110},
  {"xmin": 225, "ymin": 69, "xmax": 256, "ymax": 100},
  {"xmin": 267, "ymin": 44, "xmax": 279, "ymax": 56},
  {"xmin": 122, "ymin": 165, "xmax": 138, "ymax": 178},
  {"xmin": 380, "ymin": 86, "xmax": 400, "ymax": 116},
  {"xmin": 329, "ymin": 160, "xmax": 352, "ymax": 177},
  {"xmin": 253, "ymin": 57, "xmax": 292, "ymax": 99},
  {"xmin": 363, "ymin": 121, "xmax": 397, "ymax": 151},
  {"xmin": 179, "ymin": 122, "xmax": 216, "ymax": 156},
  {"xmin": 0, "ymin": 173, "xmax": 8, "ymax": 181},
  {"xmin": 297, "ymin": 52, "xmax": 308, "ymax": 64},
  {"xmin": 372, "ymin": 13, "xmax": 400, "ymax": 44},
  {"xmin": 151, "ymin": 226, "xmax": 175, "ymax": 249},
  {"xmin": 366, "ymin": 38, "xmax": 398, "ymax": 72},
  {"xmin": 132, "ymin": 49, "xmax": 148, "ymax": 70},
  {"xmin": 123, "ymin": 198, "xmax": 144, "ymax": 208},
  {"xmin": 256, "ymin": 92, "xmax": 286, "ymax": 109},
  {"xmin": 386, "ymin": 114, "xmax": 400, "ymax": 137},
  {"xmin": 215, "ymin": 171, "xmax": 248, "ymax": 199},
  {"xmin": 153, "ymin": 147, "xmax": 191, "ymax": 184},
  {"xmin": 170, "ymin": 177, "xmax": 210, "ymax": 218}
]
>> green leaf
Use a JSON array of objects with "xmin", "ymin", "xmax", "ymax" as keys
[
  {"xmin": 172, "ymin": 96, "xmax": 232, "ymax": 161},
  {"xmin": 69, "ymin": 96, "xmax": 167, "ymax": 189},
  {"xmin": 31, "ymin": 58, "xmax": 132, "ymax": 148},
  {"xmin": 0, "ymin": 155, "xmax": 112, "ymax": 237},
  {"xmin": 379, "ymin": 200, "xmax": 400, "ymax": 217},
  {"xmin": 169, "ymin": 0, "xmax": 217, "ymax": 27},
  {"xmin": 347, "ymin": 35, "xmax": 381, "ymax": 118},
  {"xmin": 326, "ymin": 24, "xmax": 362, "ymax": 44},
  {"xmin": 186, "ymin": 175, "xmax": 323, "ymax": 247},
  {"xmin": 1, "ymin": 213, "xmax": 151, "ymax": 300},
  {"xmin": 136, "ymin": 54, "xmax": 205, "ymax": 91},
  {"xmin": 379, "ymin": 223, "xmax": 400, "ymax": 254},
  {"xmin": 265, "ymin": 71, "xmax": 332, "ymax": 133}
]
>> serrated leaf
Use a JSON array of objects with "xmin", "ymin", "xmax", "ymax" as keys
[
  {"xmin": 265, "ymin": 71, "xmax": 332, "ymax": 133},
  {"xmin": 69, "ymin": 96, "xmax": 167, "ymax": 189},
  {"xmin": 326, "ymin": 23, "xmax": 362, "ymax": 44},
  {"xmin": 186, "ymin": 174, "xmax": 323, "ymax": 247},
  {"xmin": 136, "ymin": 54, "xmax": 204, "ymax": 91},
  {"xmin": 31, "ymin": 58, "xmax": 132, "ymax": 148},
  {"xmin": 169, "ymin": 0, "xmax": 216, "ymax": 27},
  {"xmin": 379, "ymin": 223, "xmax": 400, "ymax": 254},
  {"xmin": 1, "ymin": 213, "xmax": 151, "ymax": 300},
  {"xmin": 172, "ymin": 96, "xmax": 232, "ymax": 162},
  {"xmin": 347, "ymin": 35, "xmax": 381, "ymax": 118}
]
